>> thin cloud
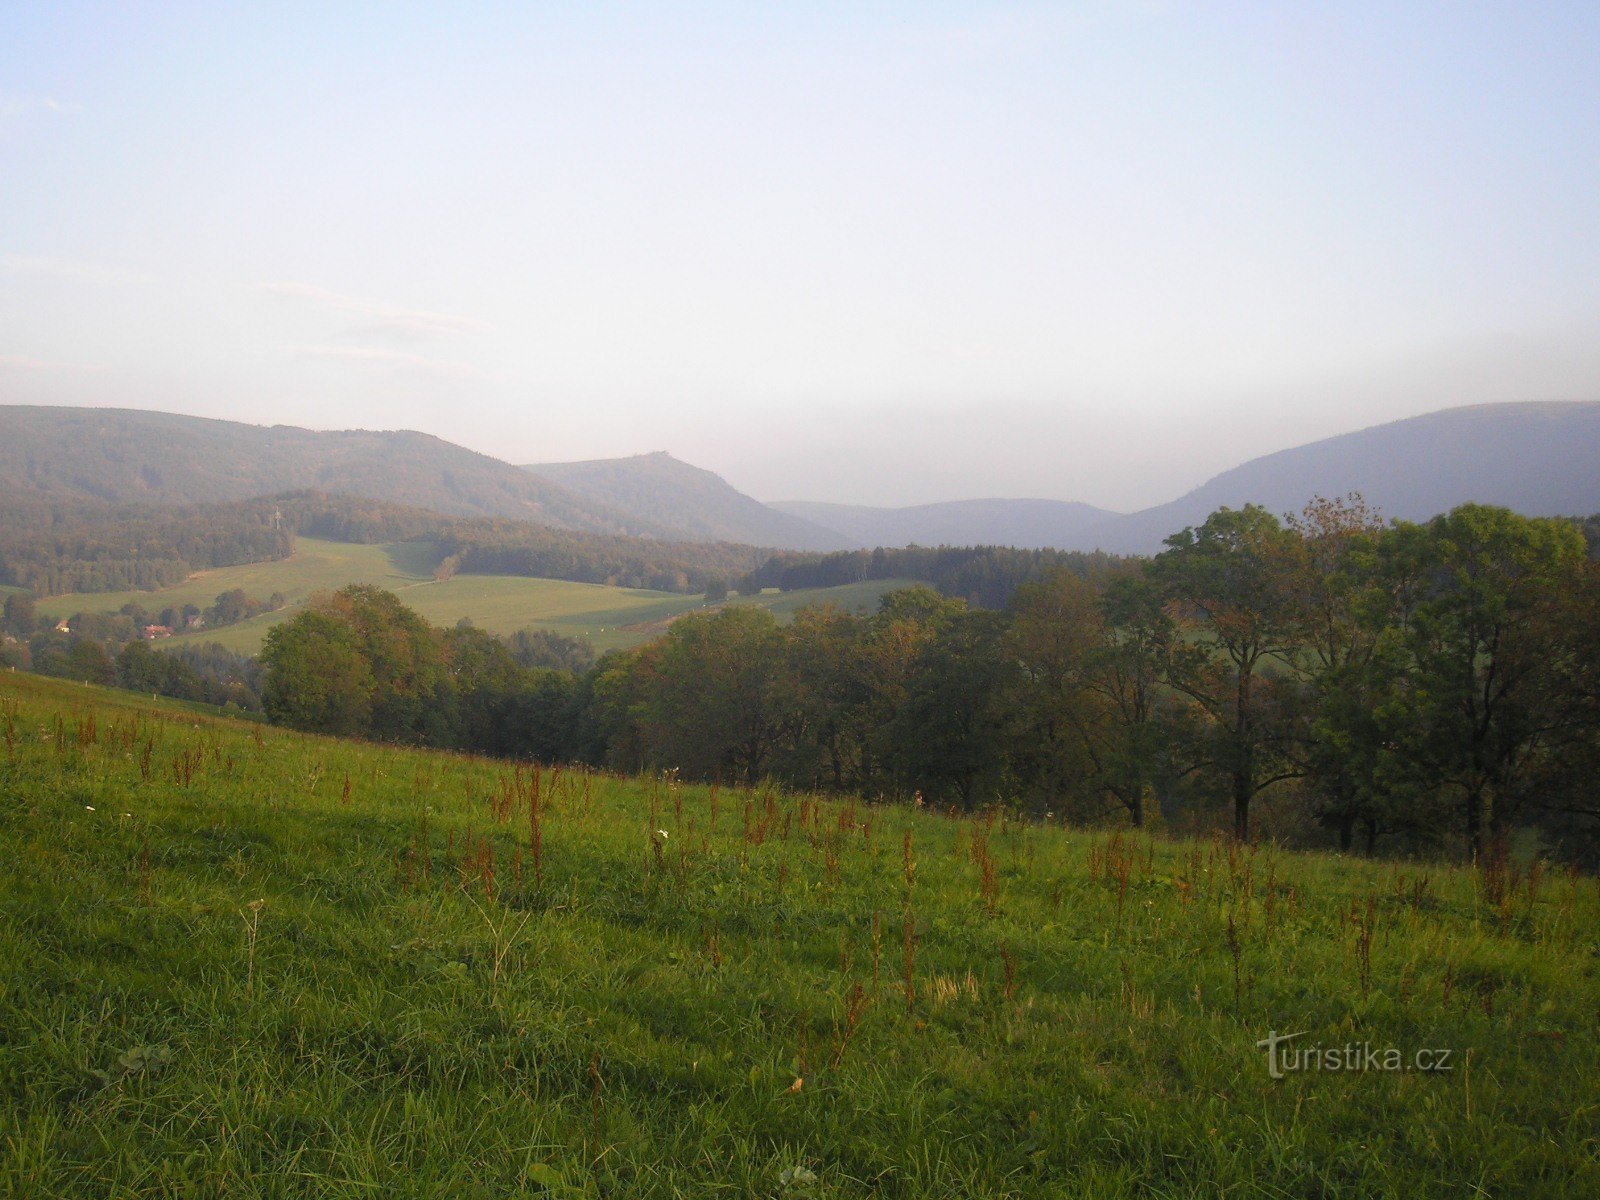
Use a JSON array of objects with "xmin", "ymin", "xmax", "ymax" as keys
[
  {"xmin": 258, "ymin": 282, "xmax": 487, "ymax": 341},
  {"xmin": 0, "ymin": 254, "xmax": 153, "ymax": 286},
  {"xmin": 280, "ymin": 343, "xmax": 485, "ymax": 379}
]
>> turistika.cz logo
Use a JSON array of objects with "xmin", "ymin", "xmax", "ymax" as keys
[{"xmin": 1256, "ymin": 1030, "xmax": 1455, "ymax": 1079}]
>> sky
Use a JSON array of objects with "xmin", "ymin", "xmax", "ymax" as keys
[{"xmin": 3, "ymin": 2, "xmax": 1599, "ymax": 512}]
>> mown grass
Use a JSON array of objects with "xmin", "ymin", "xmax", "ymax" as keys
[
  {"xmin": 1, "ymin": 671, "xmax": 1596, "ymax": 1198},
  {"xmin": 36, "ymin": 538, "xmax": 912, "ymax": 653}
]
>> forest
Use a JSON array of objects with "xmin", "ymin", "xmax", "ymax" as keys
[
  {"xmin": 0, "ymin": 491, "xmax": 770, "ymax": 599},
  {"xmin": 739, "ymin": 543, "xmax": 1128, "ymax": 608},
  {"xmin": 0, "ymin": 494, "xmax": 293, "ymax": 595},
  {"xmin": 237, "ymin": 499, "xmax": 1600, "ymax": 865}
]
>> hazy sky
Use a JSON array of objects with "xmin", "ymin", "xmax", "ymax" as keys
[{"xmin": 4, "ymin": 3, "xmax": 1599, "ymax": 511}]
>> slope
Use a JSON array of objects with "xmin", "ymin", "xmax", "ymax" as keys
[
  {"xmin": 0, "ymin": 405, "xmax": 678, "ymax": 538},
  {"xmin": 524, "ymin": 451, "xmax": 856, "ymax": 551},
  {"xmin": 779, "ymin": 402, "xmax": 1600, "ymax": 554},
  {"xmin": 35, "ymin": 536, "xmax": 913, "ymax": 653},
  {"xmin": 1105, "ymin": 400, "xmax": 1600, "ymax": 553},
  {"xmin": 2, "ymin": 671, "xmax": 1595, "ymax": 1196}
]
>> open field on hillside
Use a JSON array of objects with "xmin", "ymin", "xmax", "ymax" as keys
[
  {"xmin": 1, "ymin": 672, "xmax": 1596, "ymax": 1197},
  {"xmin": 35, "ymin": 538, "xmax": 914, "ymax": 653},
  {"xmin": 34, "ymin": 539, "xmax": 438, "ymax": 624}
]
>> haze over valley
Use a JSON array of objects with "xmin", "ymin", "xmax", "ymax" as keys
[{"xmin": 3, "ymin": 399, "xmax": 1596, "ymax": 556}]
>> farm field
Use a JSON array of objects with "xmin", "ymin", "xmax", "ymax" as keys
[
  {"xmin": 1, "ymin": 671, "xmax": 1596, "ymax": 1197},
  {"xmin": 35, "ymin": 538, "xmax": 914, "ymax": 654}
]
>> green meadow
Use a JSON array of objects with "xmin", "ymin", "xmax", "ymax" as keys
[
  {"xmin": 1, "ymin": 671, "xmax": 1596, "ymax": 1197},
  {"xmin": 35, "ymin": 538, "xmax": 911, "ymax": 654}
]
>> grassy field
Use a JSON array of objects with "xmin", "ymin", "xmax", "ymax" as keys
[
  {"xmin": 1, "ymin": 672, "xmax": 1596, "ymax": 1197},
  {"xmin": 35, "ymin": 538, "xmax": 913, "ymax": 654}
]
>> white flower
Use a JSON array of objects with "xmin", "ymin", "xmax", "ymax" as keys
[
  {"xmin": 84, "ymin": 806, "xmax": 95, "ymax": 812},
  {"xmin": 656, "ymin": 829, "xmax": 669, "ymax": 840}
]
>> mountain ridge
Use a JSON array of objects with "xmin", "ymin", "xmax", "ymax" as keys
[
  {"xmin": 776, "ymin": 402, "xmax": 1600, "ymax": 553},
  {"xmin": 523, "ymin": 451, "xmax": 855, "ymax": 552},
  {"xmin": 0, "ymin": 405, "xmax": 682, "ymax": 539},
  {"xmin": 4, "ymin": 400, "xmax": 1595, "ymax": 558}
]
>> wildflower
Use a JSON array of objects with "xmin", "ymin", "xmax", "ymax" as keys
[
  {"xmin": 84, "ymin": 805, "xmax": 95, "ymax": 812},
  {"xmin": 657, "ymin": 829, "xmax": 669, "ymax": 840}
]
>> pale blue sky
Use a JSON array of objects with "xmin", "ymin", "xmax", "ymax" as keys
[{"xmin": 3, "ymin": 2, "xmax": 1598, "ymax": 509}]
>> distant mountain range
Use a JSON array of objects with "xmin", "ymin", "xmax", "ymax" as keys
[
  {"xmin": 2, "ymin": 401, "xmax": 1596, "ymax": 556},
  {"xmin": 774, "ymin": 402, "xmax": 1600, "ymax": 553},
  {"xmin": 523, "ymin": 452, "xmax": 852, "ymax": 551}
]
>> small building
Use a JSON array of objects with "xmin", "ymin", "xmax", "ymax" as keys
[{"xmin": 143, "ymin": 625, "xmax": 174, "ymax": 640}]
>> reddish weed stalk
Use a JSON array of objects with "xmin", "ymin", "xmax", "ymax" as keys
[
  {"xmin": 830, "ymin": 983, "xmax": 868, "ymax": 1069},
  {"xmin": 1225, "ymin": 911, "xmax": 1244, "ymax": 1007},
  {"xmin": 528, "ymin": 787, "xmax": 544, "ymax": 889},
  {"xmin": 902, "ymin": 903, "xmax": 916, "ymax": 1016},
  {"xmin": 1350, "ymin": 895, "xmax": 1376, "ymax": 999}
]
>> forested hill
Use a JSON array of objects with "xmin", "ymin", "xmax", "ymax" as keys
[
  {"xmin": 0, "ymin": 406, "xmax": 677, "ymax": 538},
  {"xmin": 773, "ymin": 402, "xmax": 1600, "ymax": 553},
  {"xmin": 0, "ymin": 491, "xmax": 773, "ymax": 598},
  {"xmin": 524, "ymin": 451, "xmax": 856, "ymax": 552},
  {"xmin": 1100, "ymin": 401, "xmax": 1600, "ymax": 553}
]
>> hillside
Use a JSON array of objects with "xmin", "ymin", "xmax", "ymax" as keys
[
  {"xmin": 0, "ymin": 406, "xmax": 679, "ymax": 538},
  {"xmin": 9, "ymin": 401, "xmax": 1598, "ymax": 561},
  {"xmin": 777, "ymin": 402, "xmax": 1600, "ymax": 554},
  {"xmin": 1102, "ymin": 401, "xmax": 1600, "ymax": 552},
  {"xmin": 525, "ymin": 451, "xmax": 856, "ymax": 552},
  {"xmin": 2, "ymin": 671, "xmax": 1595, "ymax": 1196},
  {"xmin": 35, "ymin": 536, "xmax": 913, "ymax": 653}
]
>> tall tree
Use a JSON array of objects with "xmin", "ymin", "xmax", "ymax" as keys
[
  {"xmin": 314, "ymin": 586, "xmax": 452, "ymax": 743},
  {"xmin": 635, "ymin": 606, "xmax": 792, "ymax": 784},
  {"xmin": 894, "ymin": 609, "xmax": 1017, "ymax": 810},
  {"xmin": 261, "ymin": 610, "xmax": 374, "ymax": 735},
  {"xmin": 1008, "ymin": 570, "xmax": 1107, "ymax": 818},
  {"xmin": 783, "ymin": 604, "xmax": 874, "ymax": 792},
  {"xmin": 1093, "ymin": 572, "xmax": 1181, "ymax": 827},
  {"xmin": 1374, "ymin": 505, "xmax": 1587, "ymax": 859},
  {"xmin": 1279, "ymin": 495, "xmax": 1395, "ymax": 851},
  {"xmin": 1151, "ymin": 506, "xmax": 1303, "ymax": 839}
]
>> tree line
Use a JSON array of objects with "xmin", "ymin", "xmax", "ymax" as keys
[
  {"xmin": 739, "ymin": 544, "xmax": 1126, "ymax": 609},
  {"xmin": 0, "ymin": 495, "xmax": 293, "ymax": 596},
  {"xmin": 252, "ymin": 499, "xmax": 1600, "ymax": 865},
  {"xmin": 0, "ymin": 490, "xmax": 772, "ymax": 598}
]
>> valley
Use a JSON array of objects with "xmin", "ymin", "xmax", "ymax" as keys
[{"xmin": 35, "ymin": 537, "xmax": 914, "ymax": 654}]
